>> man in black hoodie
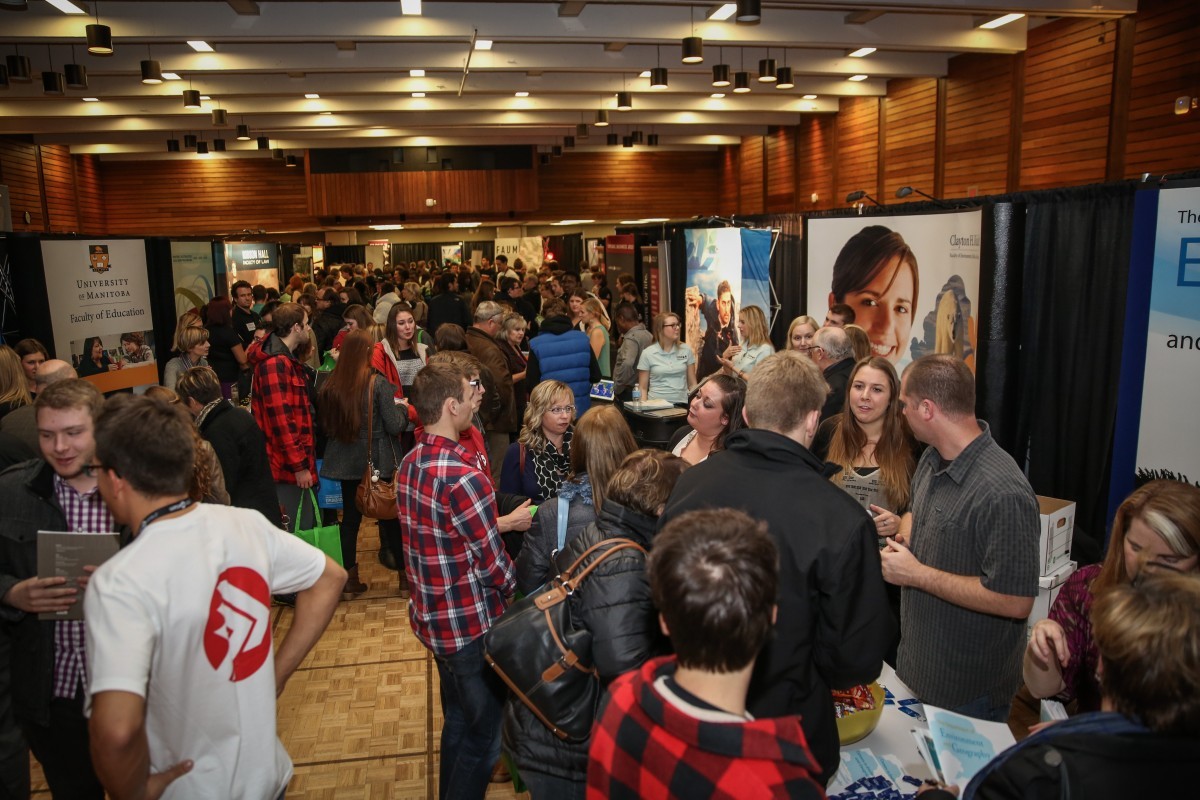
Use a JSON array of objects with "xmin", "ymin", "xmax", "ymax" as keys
[
  {"xmin": 310, "ymin": 288, "xmax": 345, "ymax": 359},
  {"xmin": 659, "ymin": 350, "xmax": 892, "ymax": 785}
]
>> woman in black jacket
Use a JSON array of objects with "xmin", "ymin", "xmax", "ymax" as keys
[{"xmin": 502, "ymin": 449, "xmax": 689, "ymax": 800}]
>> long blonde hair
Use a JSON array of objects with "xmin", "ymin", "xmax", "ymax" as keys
[
  {"xmin": 0, "ymin": 346, "xmax": 32, "ymax": 408},
  {"xmin": 583, "ymin": 297, "xmax": 610, "ymax": 330},
  {"xmin": 518, "ymin": 380, "xmax": 574, "ymax": 453},
  {"xmin": 738, "ymin": 305, "xmax": 772, "ymax": 348}
]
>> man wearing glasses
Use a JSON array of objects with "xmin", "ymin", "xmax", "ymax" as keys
[
  {"xmin": 465, "ymin": 301, "xmax": 518, "ymax": 481},
  {"xmin": 0, "ymin": 379, "xmax": 113, "ymax": 797}
]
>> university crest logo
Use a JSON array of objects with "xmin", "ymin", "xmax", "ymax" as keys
[{"xmin": 88, "ymin": 244, "xmax": 112, "ymax": 274}]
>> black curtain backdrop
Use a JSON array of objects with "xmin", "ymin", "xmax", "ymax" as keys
[
  {"xmin": 976, "ymin": 202, "xmax": 1025, "ymax": 452},
  {"xmin": 390, "ymin": 243, "xmax": 442, "ymax": 266},
  {"xmin": 324, "ymin": 244, "xmax": 366, "ymax": 265},
  {"xmin": 546, "ymin": 233, "xmax": 583, "ymax": 271},
  {"xmin": 463, "ymin": 240, "xmax": 495, "ymax": 264}
]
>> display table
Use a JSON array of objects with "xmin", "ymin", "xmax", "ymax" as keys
[
  {"xmin": 848, "ymin": 664, "xmax": 931, "ymax": 780},
  {"xmin": 618, "ymin": 401, "xmax": 689, "ymax": 448}
]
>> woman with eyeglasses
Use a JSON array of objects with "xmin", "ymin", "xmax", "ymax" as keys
[
  {"xmin": 786, "ymin": 315, "xmax": 820, "ymax": 359},
  {"xmin": 1024, "ymin": 481, "xmax": 1200, "ymax": 714},
  {"xmin": 636, "ymin": 312, "xmax": 696, "ymax": 405},
  {"xmin": 667, "ymin": 374, "xmax": 746, "ymax": 466},
  {"xmin": 499, "ymin": 380, "xmax": 577, "ymax": 504}
]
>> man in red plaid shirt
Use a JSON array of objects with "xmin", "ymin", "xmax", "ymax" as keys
[
  {"xmin": 250, "ymin": 302, "xmax": 318, "ymax": 528},
  {"xmin": 588, "ymin": 509, "xmax": 824, "ymax": 800},
  {"xmin": 397, "ymin": 362, "xmax": 515, "ymax": 800}
]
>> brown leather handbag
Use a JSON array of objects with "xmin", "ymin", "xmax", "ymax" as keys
[{"xmin": 355, "ymin": 374, "xmax": 399, "ymax": 520}]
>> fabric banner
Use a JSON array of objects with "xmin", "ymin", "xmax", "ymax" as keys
[
  {"xmin": 684, "ymin": 228, "xmax": 772, "ymax": 380},
  {"xmin": 494, "ymin": 238, "xmax": 520, "ymax": 263},
  {"xmin": 41, "ymin": 239, "xmax": 158, "ymax": 393},
  {"xmin": 605, "ymin": 234, "xmax": 635, "ymax": 283},
  {"xmin": 518, "ymin": 237, "xmax": 545, "ymax": 270},
  {"xmin": 224, "ymin": 243, "xmax": 279, "ymax": 294},
  {"xmin": 806, "ymin": 210, "xmax": 983, "ymax": 372},
  {"xmin": 641, "ymin": 246, "xmax": 661, "ymax": 319},
  {"xmin": 441, "ymin": 243, "xmax": 463, "ymax": 265},
  {"xmin": 170, "ymin": 241, "xmax": 215, "ymax": 320}
]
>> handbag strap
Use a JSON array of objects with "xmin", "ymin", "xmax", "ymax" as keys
[
  {"xmin": 293, "ymin": 489, "xmax": 320, "ymax": 534},
  {"xmin": 559, "ymin": 537, "xmax": 645, "ymax": 591},
  {"xmin": 555, "ymin": 495, "xmax": 569, "ymax": 552},
  {"xmin": 364, "ymin": 373, "xmax": 377, "ymax": 469}
]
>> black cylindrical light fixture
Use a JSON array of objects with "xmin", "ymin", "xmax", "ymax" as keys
[
  {"xmin": 649, "ymin": 67, "xmax": 668, "ymax": 89},
  {"xmin": 733, "ymin": 71, "xmax": 751, "ymax": 93},
  {"xmin": 272, "ymin": 148, "xmax": 284, "ymax": 160},
  {"xmin": 86, "ymin": 24, "xmax": 114, "ymax": 56},
  {"xmin": 141, "ymin": 59, "xmax": 163, "ymax": 84},
  {"xmin": 575, "ymin": 123, "xmax": 588, "ymax": 138},
  {"xmin": 197, "ymin": 141, "xmax": 209, "ymax": 155},
  {"xmin": 257, "ymin": 136, "xmax": 270, "ymax": 150},
  {"xmin": 183, "ymin": 133, "xmax": 198, "ymax": 148},
  {"xmin": 166, "ymin": 137, "xmax": 180, "ymax": 152},
  {"xmin": 552, "ymin": 144, "xmax": 563, "ymax": 157},
  {"xmin": 631, "ymin": 129, "xmax": 644, "ymax": 144},
  {"xmin": 6, "ymin": 54, "xmax": 31, "ymax": 82},
  {"xmin": 65, "ymin": 62, "xmax": 87, "ymax": 89},
  {"xmin": 616, "ymin": 91, "xmax": 632, "ymax": 111},
  {"xmin": 647, "ymin": 133, "xmax": 660, "ymax": 146},
  {"xmin": 183, "ymin": 89, "xmax": 201, "ymax": 108},
  {"xmin": 736, "ymin": 0, "xmax": 761, "ymax": 23},
  {"xmin": 211, "ymin": 108, "xmax": 228, "ymax": 126},
  {"xmin": 538, "ymin": 152, "xmax": 551, "ymax": 166},
  {"xmin": 42, "ymin": 70, "xmax": 65, "ymax": 95},
  {"xmin": 622, "ymin": 135, "xmax": 633, "ymax": 148},
  {"xmin": 595, "ymin": 109, "xmax": 609, "ymax": 126},
  {"xmin": 606, "ymin": 132, "xmax": 618, "ymax": 146},
  {"xmin": 758, "ymin": 58, "xmax": 777, "ymax": 82},
  {"xmin": 285, "ymin": 155, "xmax": 298, "ymax": 167},
  {"xmin": 563, "ymin": 135, "xmax": 575, "ymax": 149},
  {"xmin": 775, "ymin": 66, "xmax": 795, "ymax": 89},
  {"xmin": 712, "ymin": 63, "xmax": 730, "ymax": 87},
  {"xmin": 681, "ymin": 36, "xmax": 703, "ymax": 64},
  {"xmin": 213, "ymin": 138, "xmax": 227, "ymax": 152},
  {"xmin": 0, "ymin": 65, "xmax": 9, "ymax": 90},
  {"xmin": 236, "ymin": 124, "xmax": 251, "ymax": 140}
]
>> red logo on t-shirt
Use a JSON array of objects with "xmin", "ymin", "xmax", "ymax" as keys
[{"xmin": 203, "ymin": 567, "xmax": 272, "ymax": 682}]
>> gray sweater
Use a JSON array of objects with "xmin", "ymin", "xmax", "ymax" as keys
[{"xmin": 319, "ymin": 375, "xmax": 406, "ymax": 481}]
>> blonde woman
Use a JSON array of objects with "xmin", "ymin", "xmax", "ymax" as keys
[
  {"xmin": 636, "ymin": 312, "xmax": 696, "ymax": 405},
  {"xmin": 787, "ymin": 315, "xmax": 819, "ymax": 358},
  {"xmin": 499, "ymin": 379, "xmax": 575, "ymax": 502},
  {"xmin": 162, "ymin": 326, "xmax": 211, "ymax": 392},
  {"xmin": 0, "ymin": 345, "xmax": 32, "ymax": 421},
  {"xmin": 581, "ymin": 297, "xmax": 612, "ymax": 378},
  {"xmin": 719, "ymin": 304, "xmax": 774, "ymax": 379}
]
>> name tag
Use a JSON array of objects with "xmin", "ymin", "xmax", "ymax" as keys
[{"xmin": 245, "ymin": 322, "xmax": 256, "ymax": 331}]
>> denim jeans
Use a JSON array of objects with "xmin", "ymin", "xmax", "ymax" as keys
[
  {"xmin": 434, "ymin": 637, "xmax": 505, "ymax": 800},
  {"xmin": 951, "ymin": 693, "xmax": 1012, "ymax": 724}
]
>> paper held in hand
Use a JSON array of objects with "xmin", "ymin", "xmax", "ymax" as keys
[
  {"xmin": 918, "ymin": 705, "xmax": 1017, "ymax": 787},
  {"xmin": 36, "ymin": 530, "xmax": 121, "ymax": 621}
]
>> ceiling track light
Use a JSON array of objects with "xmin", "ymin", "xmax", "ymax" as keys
[
  {"xmin": 606, "ymin": 132, "xmax": 618, "ymax": 146},
  {"xmin": 595, "ymin": 109, "xmax": 609, "ymax": 126},
  {"xmin": 183, "ymin": 89, "xmax": 201, "ymax": 108},
  {"xmin": 257, "ymin": 136, "xmax": 270, "ymax": 150},
  {"xmin": 616, "ymin": 90, "xmax": 632, "ymax": 111},
  {"xmin": 733, "ymin": 71, "xmax": 751, "ymax": 93},
  {"xmin": 236, "ymin": 123, "xmax": 251, "ymax": 140},
  {"xmin": 183, "ymin": 133, "xmax": 197, "ymax": 148},
  {"xmin": 736, "ymin": 0, "xmax": 761, "ymax": 24},
  {"xmin": 211, "ymin": 108, "xmax": 227, "ymax": 126},
  {"xmin": 758, "ymin": 57, "xmax": 777, "ymax": 82},
  {"xmin": 776, "ymin": 65, "xmax": 795, "ymax": 89}
]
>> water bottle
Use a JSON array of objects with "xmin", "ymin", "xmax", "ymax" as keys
[{"xmin": 630, "ymin": 385, "xmax": 641, "ymax": 409}]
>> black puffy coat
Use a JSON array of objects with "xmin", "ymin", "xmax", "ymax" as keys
[{"xmin": 501, "ymin": 500, "xmax": 669, "ymax": 782}]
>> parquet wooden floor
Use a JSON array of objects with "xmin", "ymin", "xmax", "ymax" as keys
[{"xmin": 30, "ymin": 521, "xmax": 527, "ymax": 799}]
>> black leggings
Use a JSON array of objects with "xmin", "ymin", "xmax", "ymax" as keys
[{"xmin": 339, "ymin": 479, "xmax": 401, "ymax": 570}]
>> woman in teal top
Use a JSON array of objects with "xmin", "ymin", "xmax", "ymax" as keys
[
  {"xmin": 582, "ymin": 297, "xmax": 612, "ymax": 379},
  {"xmin": 636, "ymin": 311, "xmax": 697, "ymax": 404},
  {"xmin": 719, "ymin": 304, "xmax": 775, "ymax": 380}
]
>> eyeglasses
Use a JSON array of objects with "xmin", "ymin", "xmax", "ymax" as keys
[
  {"xmin": 549, "ymin": 405, "xmax": 576, "ymax": 415},
  {"xmin": 468, "ymin": 378, "xmax": 484, "ymax": 390},
  {"xmin": 662, "ymin": 322, "xmax": 681, "ymax": 329},
  {"xmin": 81, "ymin": 463, "xmax": 115, "ymax": 478}
]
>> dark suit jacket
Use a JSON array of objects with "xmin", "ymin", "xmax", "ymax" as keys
[{"xmin": 820, "ymin": 357, "xmax": 856, "ymax": 421}]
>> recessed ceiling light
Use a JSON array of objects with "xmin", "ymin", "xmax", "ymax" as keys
[
  {"xmin": 371, "ymin": 224, "xmax": 406, "ymax": 230},
  {"xmin": 200, "ymin": 95, "xmax": 211, "ymax": 100},
  {"xmin": 187, "ymin": 41, "xmax": 215, "ymax": 53},
  {"xmin": 848, "ymin": 47, "xmax": 876, "ymax": 58},
  {"xmin": 978, "ymin": 13, "xmax": 1025, "ymax": 29},
  {"xmin": 412, "ymin": 92, "xmax": 426, "ymax": 98},
  {"xmin": 162, "ymin": 72, "xmax": 181, "ymax": 81},
  {"xmin": 409, "ymin": 69, "xmax": 425, "ymax": 77},
  {"xmin": 82, "ymin": 97, "xmax": 100, "ymax": 102},
  {"xmin": 319, "ymin": 111, "xmax": 332, "ymax": 115},
  {"xmin": 305, "ymin": 93, "xmax": 320, "ymax": 99},
  {"xmin": 710, "ymin": 92, "xmax": 725, "ymax": 98},
  {"xmin": 552, "ymin": 219, "xmax": 596, "ymax": 225},
  {"xmin": 639, "ymin": 70, "xmax": 651, "ymax": 78},
  {"xmin": 515, "ymin": 91, "xmax": 529, "ymax": 97},
  {"xmin": 848, "ymin": 74, "xmax": 869, "ymax": 81},
  {"xmin": 707, "ymin": 3, "xmax": 737, "ymax": 21},
  {"xmin": 45, "ymin": 0, "xmax": 87, "ymax": 14},
  {"xmin": 474, "ymin": 39, "xmax": 493, "ymax": 51},
  {"xmin": 449, "ymin": 222, "xmax": 482, "ymax": 228},
  {"xmin": 802, "ymin": 94, "xmax": 817, "ymax": 100},
  {"xmin": 400, "ymin": 0, "xmax": 421, "ymax": 15}
]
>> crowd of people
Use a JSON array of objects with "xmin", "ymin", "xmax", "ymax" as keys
[{"xmin": 0, "ymin": 253, "xmax": 1194, "ymax": 800}]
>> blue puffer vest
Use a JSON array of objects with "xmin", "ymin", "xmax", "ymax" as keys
[{"xmin": 529, "ymin": 326, "xmax": 593, "ymax": 414}]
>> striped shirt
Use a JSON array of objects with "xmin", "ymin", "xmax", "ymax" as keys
[
  {"xmin": 52, "ymin": 474, "xmax": 117, "ymax": 699},
  {"xmin": 397, "ymin": 432, "xmax": 515, "ymax": 656}
]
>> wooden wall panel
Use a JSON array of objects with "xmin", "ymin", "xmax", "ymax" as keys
[
  {"xmin": 74, "ymin": 155, "xmax": 105, "ymax": 233},
  {"xmin": 739, "ymin": 136, "xmax": 765, "ymax": 215},
  {"xmin": 1019, "ymin": 18, "xmax": 1116, "ymax": 190},
  {"xmin": 537, "ymin": 151, "xmax": 721, "ymax": 219},
  {"xmin": 0, "ymin": 139, "xmax": 44, "ymax": 233},
  {"xmin": 98, "ymin": 157, "xmax": 321, "ymax": 235},
  {"xmin": 883, "ymin": 78, "xmax": 938, "ymax": 199},
  {"xmin": 944, "ymin": 53, "xmax": 1014, "ymax": 198},
  {"xmin": 836, "ymin": 97, "xmax": 880, "ymax": 204},
  {"xmin": 766, "ymin": 126, "xmax": 796, "ymax": 212},
  {"xmin": 717, "ymin": 145, "xmax": 739, "ymax": 217},
  {"xmin": 40, "ymin": 145, "xmax": 79, "ymax": 233},
  {"xmin": 307, "ymin": 168, "xmax": 539, "ymax": 217},
  {"xmin": 1124, "ymin": 0, "xmax": 1200, "ymax": 177},
  {"xmin": 796, "ymin": 115, "xmax": 837, "ymax": 212}
]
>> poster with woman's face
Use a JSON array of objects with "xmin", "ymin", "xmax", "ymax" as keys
[{"xmin": 806, "ymin": 210, "xmax": 983, "ymax": 372}]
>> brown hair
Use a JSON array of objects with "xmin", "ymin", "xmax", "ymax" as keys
[
  {"xmin": 1092, "ymin": 572, "xmax": 1200, "ymax": 735},
  {"xmin": 743, "ymin": 351, "xmax": 826, "ymax": 434},
  {"xmin": 318, "ymin": 330, "xmax": 374, "ymax": 443},
  {"xmin": 434, "ymin": 323, "xmax": 467, "ymax": 352},
  {"xmin": 1093, "ymin": 481, "xmax": 1200, "ymax": 596},
  {"xmin": 830, "ymin": 225, "xmax": 920, "ymax": 313},
  {"xmin": 650, "ymin": 508, "xmax": 779, "ymax": 672},
  {"xmin": 567, "ymin": 405, "xmax": 637, "ymax": 511},
  {"xmin": 94, "ymin": 394, "xmax": 195, "ymax": 498},
  {"xmin": 0, "ymin": 346, "xmax": 31, "ymax": 408},
  {"xmin": 652, "ymin": 311, "xmax": 682, "ymax": 350},
  {"xmin": 271, "ymin": 302, "xmax": 307, "ymax": 337},
  {"xmin": 411, "ymin": 362, "xmax": 469, "ymax": 426},
  {"xmin": 175, "ymin": 366, "xmax": 223, "ymax": 404},
  {"xmin": 35, "ymin": 378, "xmax": 104, "ymax": 420},
  {"xmin": 902, "ymin": 354, "xmax": 974, "ymax": 418},
  {"xmin": 825, "ymin": 357, "xmax": 916, "ymax": 511},
  {"xmin": 177, "ymin": 326, "xmax": 210, "ymax": 354},
  {"xmin": 605, "ymin": 449, "xmax": 689, "ymax": 517},
  {"xmin": 205, "ymin": 296, "xmax": 234, "ymax": 327},
  {"xmin": 342, "ymin": 303, "xmax": 374, "ymax": 333},
  {"xmin": 385, "ymin": 302, "xmax": 417, "ymax": 353},
  {"xmin": 844, "ymin": 324, "xmax": 871, "ymax": 362}
]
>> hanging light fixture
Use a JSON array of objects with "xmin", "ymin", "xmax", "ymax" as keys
[
  {"xmin": 622, "ymin": 134, "xmax": 633, "ymax": 148},
  {"xmin": 64, "ymin": 45, "xmax": 87, "ymax": 89},
  {"xmin": 552, "ymin": 144, "xmax": 563, "ymax": 157},
  {"xmin": 183, "ymin": 89, "xmax": 201, "ymax": 108},
  {"xmin": 213, "ymin": 136, "xmax": 227, "ymax": 151},
  {"xmin": 272, "ymin": 148, "xmax": 284, "ymax": 159},
  {"xmin": 681, "ymin": 6, "xmax": 703, "ymax": 64},
  {"xmin": 647, "ymin": 133, "xmax": 660, "ymax": 146},
  {"xmin": 197, "ymin": 140, "xmax": 210, "ymax": 155},
  {"xmin": 7, "ymin": 48, "xmax": 32, "ymax": 82},
  {"xmin": 595, "ymin": 109, "xmax": 609, "ymax": 126},
  {"xmin": 616, "ymin": 90, "xmax": 632, "ymax": 111},
  {"xmin": 733, "ymin": 49, "xmax": 750, "ymax": 93},
  {"xmin": 236, "ymin": 122, "xmax": 251, "ymax": 140},
  {"xmin": 539, "ymin": 152, "xmax": 551, "ymax": 166},
  {"xmin": 183, "ymin": 133, "xmax": 198, "ymax": 148},
  {"xmin": 256, "ymin": 136, "xmax": 270, "ymax": 149},
  {"xmin": 776, "ymin": 56, "xmax": 795, "ymax": 90},
  {"xmin": 736, "ymin": 0, "xmax": 761, "ymax": 24},
  {"xmin": 631, "ymin": 129, "xmax": 644, "ymax": 144},
  {"xmin": 606, "ymin": 132, "xmax": 618, "ymax": 146},
  {"xmin": 576, "ymin": 122, "xmax": 589, "ymax": 138},
  {"xmin": 712, "ymin": 47, "xmax": 730, "ymax": 87},
  {"xmin": 758, "ymin": 52, "xmax": 777, "ymax": 82},
  {"xmin": 86, "ymin": 2, "xmax": 114, "ymax": 56},
  {"xmin": 42, "ymin": 46, "xmax": 65, "ymax": 95},
  {"xmin": 649, "ymin": 47, "xmax": 668, "ymax": 89},
  {"xmin": 211, "ymin": 108, "xmax": 227, "ymax": 126},
  {"xmin": 285, "ymin": 155, "xmax": 298, "ymax": 167},
  {"xmin": 166, "ymin": 136, "xmax": 181, "ymax": 153},
  {"xmin": 564, "ymin": 135, "xmax": 575, "ymax": 149},
  {"xmin": 0, "ymin": 65, "xmax": 8, "ymax": 90}
]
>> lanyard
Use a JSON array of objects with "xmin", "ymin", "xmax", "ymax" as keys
[{"xmin": 137, "ymin": 497, "xmax": 196, "ymax": 536}]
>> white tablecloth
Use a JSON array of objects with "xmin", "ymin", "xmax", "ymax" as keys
[{"xmin": 842, "ymin": 663, "xmax": 933, "ymax": 780}]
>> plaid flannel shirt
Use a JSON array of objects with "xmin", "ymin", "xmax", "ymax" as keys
[
  {"xmin": 588, "ymin": 657, "xmax": 824, "ymax": 800},
  {"xmin": 398, "ymin": 432, "xmax": 514, "ymax": 656},
  {"xmin": 250, "ymin": 336, "xmax": 316, "ymax": 483}
]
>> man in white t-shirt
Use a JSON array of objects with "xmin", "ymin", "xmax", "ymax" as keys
[{"xmin": 83, "ymin": 395, "xmax": 345, "ymax": 800}]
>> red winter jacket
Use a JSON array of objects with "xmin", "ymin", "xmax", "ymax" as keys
[{"xmin": 250, "ymin": 334, "xmax": 316, "ymax": 483}]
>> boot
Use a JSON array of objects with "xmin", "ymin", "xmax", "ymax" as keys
[{"xmin": 342, "ymin": 565, "xmax": 368, "ymax": 599}]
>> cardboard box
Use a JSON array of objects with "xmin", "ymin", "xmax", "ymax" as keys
[
  {"xmin": 1026, "ymin": 560, "xmax": 1076, "ymax": 642},
  {"xmin": 1037, "ymin": 496, "xmax": 1075, "ymax": 576}
]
